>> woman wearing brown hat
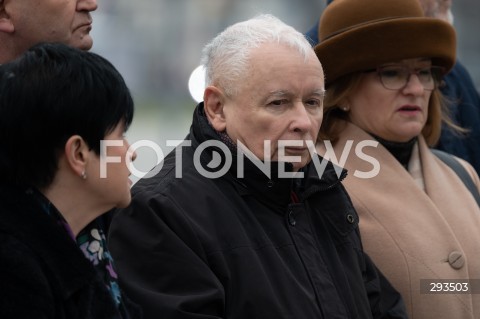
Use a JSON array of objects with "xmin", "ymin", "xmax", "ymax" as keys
[{"xmin": 314, "ymin": 0, "xmax": 480, "ymax": 318}]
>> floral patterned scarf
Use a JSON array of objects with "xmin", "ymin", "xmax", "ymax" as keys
[{"xmin": 32, "ymin": 188, "xmax": 128, "ymax": 316}]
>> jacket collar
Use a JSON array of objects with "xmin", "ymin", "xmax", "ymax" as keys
[{"xmin": 190, "ymin": 103, "xmax": 348, "ymax": 209}]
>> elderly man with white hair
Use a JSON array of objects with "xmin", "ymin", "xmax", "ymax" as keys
[{"xmin": 109, "ymin": 14, "xmax": 408, "ymax": 319}]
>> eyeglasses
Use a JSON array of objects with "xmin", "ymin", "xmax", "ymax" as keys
[{"xmin": 366, "ymin": 65, "xmax": 445, "ymax": 91}]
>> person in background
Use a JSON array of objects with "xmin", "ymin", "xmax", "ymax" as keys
[
  {"xmin": 314, "ymin": 0, "xmax": 480, "ymax": 317},
  {"xmin": 107, "ymin": 13, "xmax": 408, "ymax": 319},
  {"xmin": 306, "ymin": 0, "xmax": 480, "ymax": 174},
  {"xmin": 418, "ymin": 0, "xmax": 480, "ymax": 173},
  {"xmin": 0, "ymin": 0, "xmax": 98, "ymax": 63},
  {"xmin": 0, "ymin": 43, "xmax": 141, "ymax": 319}
]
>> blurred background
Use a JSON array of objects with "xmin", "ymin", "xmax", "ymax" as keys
[{"xmin": 90, "ymin": 0, "xmax": 480, "ymax": 183}]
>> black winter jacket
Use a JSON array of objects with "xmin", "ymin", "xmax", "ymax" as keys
[
  {"xmin": 0, "ymin": 185, "xmax": 141, "ymax": 319},
  {"xmin": 108, "ymin": 103, "xmax": 408, "ymax": 319}
]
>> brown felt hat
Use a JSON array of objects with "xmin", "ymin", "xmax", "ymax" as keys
[{"xmin": 314, "ymin": 0, "xmax": 456, "ymax": 86}]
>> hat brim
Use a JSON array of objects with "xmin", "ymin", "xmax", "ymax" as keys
[{"xmin": 314, "ymin": 18, "xmax": 456, "ymax": 86}]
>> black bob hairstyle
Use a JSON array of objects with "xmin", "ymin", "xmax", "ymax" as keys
[{"xmin": 0, "ymin": 43, "xmax": 134, "ymax": 188}]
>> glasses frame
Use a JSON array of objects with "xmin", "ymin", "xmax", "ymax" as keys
[{"xmin": 365, "ymin": 65, "xmax": 446, "ymax": 91}]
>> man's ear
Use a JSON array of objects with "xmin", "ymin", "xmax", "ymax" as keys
[
  {"xmin": 0, "ymin": 1, "xmax": 15, "ymax": 34},
  {"xmin": 64, "ymin": 135, "xmax": 90, "ymax": 178},
  {"xmin": 203, "ymin": 86, "xmax": 227, "ymax": 132}
]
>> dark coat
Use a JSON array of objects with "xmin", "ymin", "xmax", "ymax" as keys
[
  {"xmin": 0, "ymin": 185, "xmax": 141, "ymax": 319},
  {"xmin": 108, "ymin": 103, "xmax": 408, "ymax": 319}
]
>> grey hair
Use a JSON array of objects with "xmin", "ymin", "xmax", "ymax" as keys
[
  {"xmin": 419, "ymin": 0, "xmax": 454, "ymax": 24},
  {"xmin": 201, "ymin": 14, "xmax": 314, "ymax": 97}
]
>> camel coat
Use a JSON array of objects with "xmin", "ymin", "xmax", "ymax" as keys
[{"xmin": 317, "ymin": 121, "xmax": 480, "ymax": 319}]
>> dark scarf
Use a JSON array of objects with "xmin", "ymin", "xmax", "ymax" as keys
[{"xmin": 372, "ymin": 134, "xmax": 417, "ymax": 169}]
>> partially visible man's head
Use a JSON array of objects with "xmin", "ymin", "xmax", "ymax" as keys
[
  {"xmin": 0, "ymin": 43, "xmax": 134, "ymax": 189},
  {"xmin": 201, "ymin": 15, "xmax": 325, "ymax": 171},
  {"xmin": 0, "ymin": 0, "xmax": 97, "ymax": 62},
  {"xmin": 418, "ymin": 0, "xmax": 453, "ymax": 23}
]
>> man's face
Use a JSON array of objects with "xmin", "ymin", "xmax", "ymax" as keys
[
  {"xmin": 5, "ymin": 0, "xmax": 97, "ymax": 51},
  {"xmin": 220, "ymin": 43, "xmax": 325, "ymax": 171}
]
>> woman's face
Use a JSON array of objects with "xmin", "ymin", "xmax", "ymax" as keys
[
  {"xmin": 87, "ymin": 120, "xmax": 136, "ymax": 209},
  {"xmin": 347, "ymin": 58, "xmax": 434, "ymax": 142}
]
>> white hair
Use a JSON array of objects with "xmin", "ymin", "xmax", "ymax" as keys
[
  {"xmin": 201, "ymin": 14, "xmax": 314, "ymax": 97},
  {"xmin": 419, "ymin": 0, "xmax": 454, "ymax": 24}
]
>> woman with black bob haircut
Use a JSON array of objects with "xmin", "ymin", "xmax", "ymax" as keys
[{"xmin": 0, "ymin": 43, "xmax": 141, "ymax": 319}]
